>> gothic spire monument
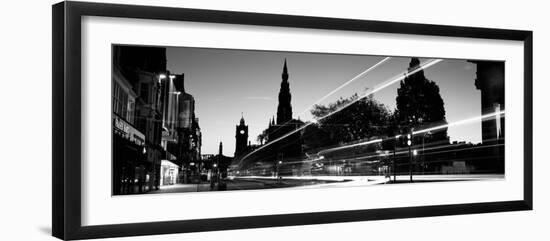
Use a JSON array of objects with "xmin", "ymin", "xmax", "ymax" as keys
[
  {"xmin": 237, "ymin": 58, "xmax": 305, "ymax": 170},
  {"xmin": 276, "ymin": 59, "xmax": 293, "ymax": 125}
]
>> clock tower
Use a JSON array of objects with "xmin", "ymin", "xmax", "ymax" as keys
[{"xmin": 235, "ymin": 114, "xmax": 248, "ymax": 157}]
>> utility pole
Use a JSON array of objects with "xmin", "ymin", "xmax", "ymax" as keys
[
  {"xmin": 407, "ymin": 130, "xmax": 413, "ymax": 183},
  {"xmin": 393, "ymin": 135, "xmax": 397, "ymax": 183}
]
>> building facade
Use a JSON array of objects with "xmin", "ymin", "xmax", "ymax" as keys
[
  {"xmin": 112, "ymin": 67, "xmax": 147, "ymax": 195},
  {"xmin": 471, "ymin": 60, "xmax": 505, "ymax": 143},
  {"xmin": 112, "ymin": 45, "xmax": 203, "ymax": 193},
  {"xmin": 159, "ymin": 73, "xmax": 203, "ymax": 184}
]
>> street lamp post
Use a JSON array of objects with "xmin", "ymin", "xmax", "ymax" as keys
[
  {"xmin": 277, "ymin": 160, "xmax": 282, "ymax": 183},
  {"xmin": 157, "ymin": 73, "xmax": 167, "ymax": 128},
  {"xmin": 211, "ymin": 163, "xmax": 218, "ymax": 190},
  {"xmin": 393, "ymin": 135, "xmax": 398, "ymax": 183},
  {"xmin": 416, "ymin": 117, "xmax": 427, "ymax": 175},
  {"xmin": 407, "ymin": 131, "xmax": 413, "ymax": 183},
  {"xmin": 421, "ymin": 131, "xmax": 431, "ymax": 175}
]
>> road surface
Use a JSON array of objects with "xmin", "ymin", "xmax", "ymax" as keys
[{"xmin": 147, "ymin": 174, "xmax": 503, "ymax": 194}]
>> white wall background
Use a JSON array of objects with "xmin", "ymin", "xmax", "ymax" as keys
[{"xmin": 0, "ymin": 0, "xmax": 547, "ymax": 240}]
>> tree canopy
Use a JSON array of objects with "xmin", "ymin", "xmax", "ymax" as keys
[{"xmin": 304, "ymin": 94, "xmax": 392, "ymax": 152}]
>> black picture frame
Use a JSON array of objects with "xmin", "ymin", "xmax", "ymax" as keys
[{"xmin": 52, "ymin": 1, "xmax": 533, "ymax": 240}]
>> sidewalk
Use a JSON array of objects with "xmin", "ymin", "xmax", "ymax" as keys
[{"xmin": 149, "ymin": 183, "xmax": 213, "ymax": 193}]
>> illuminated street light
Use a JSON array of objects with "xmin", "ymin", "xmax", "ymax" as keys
[
  {"xmin": 276, "ymin": 160, "xmax": 283, "ymax": 182},
  {"xmin": 413, "ymin": 149, "xmax": 418, "ymax": 156},
  {"xmin": 158, "ymin": 74, "xmax": 167, "ymax": 84}
]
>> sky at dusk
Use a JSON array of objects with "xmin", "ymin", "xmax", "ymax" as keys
[{"xmin": 167, "ymin": 47, "xmax": 482, "ymax": 156}]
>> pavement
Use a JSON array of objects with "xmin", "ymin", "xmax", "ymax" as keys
[
  {"xmin": 146, "ymin": 174, "xmax": 504, "ymax": 194},
  {"xmin": 148, "ymin": 177, "xmax": 345, "ymax": 193}
]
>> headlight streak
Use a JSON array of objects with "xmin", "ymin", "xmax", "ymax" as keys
[
  {"xmin": 238, "ymin": 141, "xmax": 504, "ymax": 174},
  {"xmin": 335, "ymin": 143, "xmax": 504, "ymax": 163},
  {"xmin": 296, "ymin": 57, "xmax": 392, "ymax": 119},
  {"xmin": 316, "ymin": 110, "xmax": 505, "ymax": 156},
  {"xmin": 412, "ymin": 110, "xmax": 506, "ymax": 136},
  {"xmin": 264, "ymin": 57, "xmax": 391, "ymax": 145},
  {"xmin": 315, "ymin": 59, "xmax": 443, "ymax": 122},
  {"xmin": 331, "ymin": 138, "xmax": 503, "ymax": 163},
  {"xmin": 235, "ymin": 58, "xmax": 444, "ymax": 166},
  {"xmin": 317, "ymin": 138, "xmax": 383, "ymax": 155}
]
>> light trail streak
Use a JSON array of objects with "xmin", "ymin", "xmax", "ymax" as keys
[
  {"xmin": 317, "ymin": 139, "xmax": 382, "ymax": 155},
  {"xmin": 316, "ymin": 110, "xmax": 505, "ymax": 156},
  {"xmin": 341, "ymin": 143, "xmax": 504, "ymax": 162},
  {"xmin": 412, "ymin": 110, "xmax": 506, "ymax": 136},
  {"xmin": 235, "ymin": 59, "xmax": 443, "ymax": 166},
  {"xmin": 415, "ymin": 143, "xmax": 503, "ymax": 157},
  {"xmin": 263, "ymin": 143, "xmax": 504, "ymax": 175},
  {"xmin": 269, "ymin": 140, "xmax": 504, "ymax": 170},
  {"xmin": 317, "ymin": 59, "xmax": 443, "ymax": 122},
  {"xmin": 266, "ymin": 57, "xmax": 392, "ymax": 143},
  {"xmin": 296, "ymin": 57, "xmax": 392, "ymax": 119},
  {"xmin": 328, "ymin": 138, "xmax": 503, "ymax": 163}
]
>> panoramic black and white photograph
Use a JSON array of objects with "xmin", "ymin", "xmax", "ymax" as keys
[{"xmin": 111, "ymin": 45, "xmax": 505, "ymax": 195}]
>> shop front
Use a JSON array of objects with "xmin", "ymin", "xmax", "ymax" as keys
[
  {"xmin": 112, "ymin": 115, "xmax": 148, "ymax": 195},
  {"xmin": 160, "ymin": 160, "xmax": 179, "ymax": 186}
]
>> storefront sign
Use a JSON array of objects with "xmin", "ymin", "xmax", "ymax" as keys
[{"xmin": 113, "ymin": 116, "xmax": 145, "ymax": 146}]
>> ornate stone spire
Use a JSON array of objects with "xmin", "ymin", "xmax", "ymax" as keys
[{"xmin": 276, "ymin": 58, "xmax": 292, "ymax": 125}]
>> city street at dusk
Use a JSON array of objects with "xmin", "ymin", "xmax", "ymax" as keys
[{"xmin": 111, "ymin": 45, "xmax": 505, "ymax": 196}]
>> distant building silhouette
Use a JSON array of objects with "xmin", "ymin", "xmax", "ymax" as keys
[
  {"xmin": 235, "ymin": 114, "xmax": 249, "ymax": 157},
  {"xmin": 470, "ymin": 60, "xmax": 505, "ymax": 143},
  {"xmin": 468, "ymin": 60, "xmax": 505, "ymax": 173}
]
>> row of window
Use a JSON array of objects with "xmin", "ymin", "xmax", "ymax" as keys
[{"xmin": 113, "ymin": 81, "xmax": 136, "ymax": 125}]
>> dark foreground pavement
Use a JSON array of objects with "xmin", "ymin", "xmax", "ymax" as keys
[{"xmin": 148, "ymin": 177, "xmax": 344, "ymax": 194}]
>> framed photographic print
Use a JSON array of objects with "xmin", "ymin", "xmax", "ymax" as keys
[{"xmin": 52, "ymin": 1, "xmax": 533, "ymax": 240}]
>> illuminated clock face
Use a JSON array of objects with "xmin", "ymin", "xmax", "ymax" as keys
[{"xmin": 240, "ymin": 130, "xmax": 245, "ymax": 134}]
